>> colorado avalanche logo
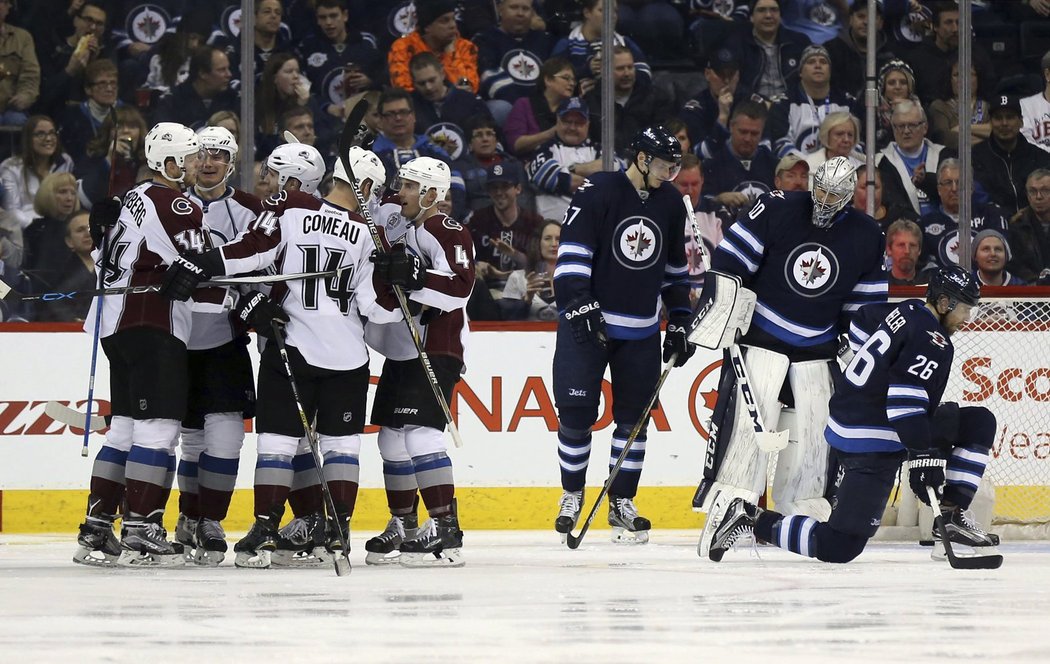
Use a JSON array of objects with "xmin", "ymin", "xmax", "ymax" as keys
[
  {"xmin": 171, "ymin": 198, "xmax": 195, "ymax": 216},
  {"xmin": 612, "ymin": 216, "xmax": 662, "ymax": 270},
  {"xmin": 221, "ymin": 7, "xmax": 241, "ymax": 39},
  {"xmin": 784, "ymin": 243, "xmax": 839, "ymax": 297},
  {"xmin": 128, "ymin": 5, "xmax": 171, "ymax": 45},
  {"xmin": 502, "ymin": 49, "xmax": 541, "ymax": 84},
  {"xmin": 388, "ymin": 2, "xmax": 416, "ymax": 37},
  {"xmin": 427, "ymin": 123, "xmax": 466, "ymax": 161}
]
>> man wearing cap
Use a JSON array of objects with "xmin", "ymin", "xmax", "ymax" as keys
[
  {"xmin": 734, "ymin": 0, "xmax": 811, "ymax": 104},
  {"xmin": 1020, "ymin": 50, "xmax": 1050, "ymax": 155},
  {"xmin": 680, "ymin": 47, "xmax": 742, "ymax": 148},
  {"xmin": 774, "ymin": 154, "xmax": 809, "ymax": 191},
  {"xmin": 583, "ymin": 46, "xmax": 673, "ymax": 153},
  {"xmin": 525, "ymin": 96, "xmax": 605, "ymax": 220},
  {"xmin": 466, "ymin": 160, "xmax": 543, "ymax": 293},
  {"xmin": 824, "ymin": 1, "xmax": 898, "ymax": 100},
  {"xmin": 767, "ymin": 44, "xmax": 853, "ymax": 158},
  {"xmin": 973, "ymin": 94, "xmax": 1050, "ymax": 215},
  {"xmin": 388, "ymin": 0, "xmax": 480, "ymax": 94}
]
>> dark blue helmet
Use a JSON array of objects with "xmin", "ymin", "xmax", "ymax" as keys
[
  {"xmin": 927, "ymin": 265, "xmax": 980, "ymax": 308},
  {"xmin": 630, "ymin": 126, "xmax": 682, "ymax": 164}
]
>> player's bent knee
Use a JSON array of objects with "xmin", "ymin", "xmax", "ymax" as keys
[
  {"xmin": 959, "ymin": 406, "xmax": 996, "ymax": 451},
  {"xmin": 203, "ymin": 412, "xmax": 245, "ymax": 458},
  {"xmin": 814, "ymin": 528, "xmax": 868, "ymax": 564},
  {"xmin": 319, "ymin": 434, "xmax": 362, "ymax": 457},
  {"xmin": 557, "ymin": 406, "xmax": 596, "ymax": 435},
  {"xmin": 403, "ymin": 425, "xmax": 447, "ymax": 458},
  {"xmin": 132, "ymin": 418, "xmax": 181, "ymax": 450},
  {"xmin": 258, "ymin": 433, "xmax": 301, "ymax": 458}
]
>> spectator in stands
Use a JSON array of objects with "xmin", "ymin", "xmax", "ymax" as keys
[
  {"xmin": 345, "ymin": 89, "xmax": 383, "ymax": 135},
  {"xmin": 767, "ymin": 44, "xmax": 852, "ymax": 157},
  {"xmin": 699, "ymin": 100, "xmax": 777, "ymax": 213},
  {"xmin": 617, "ymin": 1, "xmax": 686, "ymax": 61},
  {"xmin": 773, "ymin": 153, "xmax": 809, "ymax": 192},
  {"xmin": 973, "ymin": 95, "xmax": 1050, "ymax": 215},
  {"xmin": 665, "ymin": 118, "xmax": 691, "ymax": 154},
  {"xmin": 504, "ymin": 56, "xmax": 576, "ymax": 157},
  {"xmin": 75, "ymin": 106, "xmax": 147, "ymax": 209},
  {"xmin": 410, "ymin": 52, "xmax": 491, "ymax": 164},
  {"xmin": 680, "ymin": 48, "xmax": 741, "ymax": 150},
  {"xmin": 973, "ymin": 230, "xmax": 1026, "ymax": 287},
  {"xmin": 280, "ymin": 106, "xmax": 316, "ymax": 146},
  {"xmin": 143, "ymin": 10, "xmax": 212, "ymax": 96},
  {"xmin": 255, "ymin": 53, "xmax": 333, "ymax": 160},
  {"xmin": 153, "ymin": 46, "xmax": 238, "ymax": 131},
  {"xmin": 582, "ymin": 46, "xmax": 673, "ymax": 153},
  {"xmin": 885, "ymin": 219, "xmax": 930, "ymax": 286},
  {"xmin": 0, "ymin": 116, "xmax": 73, "ymax": 230},
  {"xmin": 389, "ymin": 0, "xmax": 479, "ymax": 94},
  {"xmin": 853, "ymin": 166, "xmax": 916, "ymax": 232},
  {"xmin": 468, "ymin": 161, "xmax": 542, "ymax": 298},
  {"xmin": 0, "ymin": 0, "xmax": 40, "ymax": 127},
  {"xmin": 208, "ymin": 110, "xmax": 240, "ymax": 137},
  {"xmin": 474, "ymin": 0, "xmax": 554, "ymax": 124},
  {"xmin": 59, "ymin": 59, "xmax": 119, "ymax": 165},
  {"xmin": 876, "ymin": 100, "xmax": 954, "ymax": 218},
  {"xmin": 675, "ymin": 153, "xmax": 728, "ymax": 298},
  {"xmin": 825, "ymin": 0, "xmax": 895, "ymax": 100},
  {"xmin": 21, "ymin": 171, "xmax": 79, "ymax": 293},
  {"xmin": 455, "ymin": 114, "xmax": 527, "ymax": 211},
  {"xmin": 36, "ymin": 1, "xmax": 107, "ymax": 117},
  {"xmin": 0, "ymin": 209, "xmax": 25, "ymax": 320},
  {"xmin": 733, "ymin": 0, "xmax": 810, "ymax": 104},
  {"xmin": 874, "ymin": 59, "xmax": 919, "ymax": 150},
  {"xmin": 904, "ymin": 1, "xmax": 995, "ymax": 107},
  {"xmin": 217, "ymin": 0, "xmax": 295, "ymax": 85},
  {"xmin": 499, "ymin": 218, "xmax": 560, "ymax": 320},
  {"xmin": 928, "ymin": 62, "xmax": 991, "ymax": 153},
  {"xmin": 918, "ymin": 159, "xmax": 1008, "ymax": 272},
  {"xmin": 297, "ymin": 0, "xmax": 383, "ymax": 122},
  {"xmin": 111, "ymin": 2, "xmax": 198, "ymax": 96},
  {"xmin": 1007, "ymin": 169, "xmax": 1050, "ymax": 284},
  {"xmin": 525, "ymin": 96, "xmax": 604, "ymax": 220},
  {"xmin": 34, "ymin": 210, "xmax": 94, "ymax": 322},
  {"xmin": 804, "ymin": 111, "xmax": 863, "ymax": 184},
  {"xmin": 551, "ymin": 0, "xmax": 652, "ymax": 89},
  {"xmin": 686, "ymin": 0, "xmax": 750, "ymax": 72},
  {"xmin": 1021, "ymin": 50, "xmax": 1050, "ymax": 155}
]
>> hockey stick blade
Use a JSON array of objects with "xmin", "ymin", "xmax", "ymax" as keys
[
  {"xmin": 926, "ymin": 487, "xmax": 1003, "ymax": 570},
  {"xmin": 342, "ymin": 98, "xmax": 372, "ymax": 149},
  {"xmin": 45, "ymin": 401, "xmax": 108, "ymax": 432}
]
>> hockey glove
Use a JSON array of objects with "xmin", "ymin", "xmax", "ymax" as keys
[
  {"xmin": 159, "ymin": 250, "xmax": 224, "ymax": 302},
  {"xmin": 88, "ymin": 196, "xmax": 122, "ymax": 248},
  {"xmin": 908, "ymin": 449, "xmax": 946, "ymax": 505},
  {"xmin": 662, "ymin": 313, "xmax": 696, "ymax": 367},
  {"xmin": 234, "ymin": 291, "xmax": 289, "ymax": 339},
  {"xmin": 370, "ymin": 246, "xmax": 426, "ymax": 291},
  {"xmin": 563, "ymin": 296, "xmax": 608, "ymax": 350}
]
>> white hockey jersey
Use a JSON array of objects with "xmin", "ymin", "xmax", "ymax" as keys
[
  {"xmin": 217, "ymin": 189, "xmax": 401, "ymax": 370},
  {"xmin": 1020, "ymin": 91, "xmax": 1050, "ymax": 154}
]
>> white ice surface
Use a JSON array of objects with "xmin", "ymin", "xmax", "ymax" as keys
[{"xmin": 1, "ymin": 531, "xmax": 1049, "ymax": 663}]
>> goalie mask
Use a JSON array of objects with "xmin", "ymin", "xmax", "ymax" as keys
[
  {"xmin": 144, "ymin": 122, "xmax": 201, "ymax": 183},
  {"xmin": 811, "ymin": 156, "xmax": 856, "ymax": 228},
  {"xmin": 265, "ymin": 143, "xmax": 325, "ymax": 194},
  {"xmin": 333, "ymin": 146, "xmax": 387, "ymax": 202}
]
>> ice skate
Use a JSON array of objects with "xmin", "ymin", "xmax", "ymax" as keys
[
  {"xmin": 118, "ymin": 520, "xmax": 184, "ymax": 567},
  {"xmin": 932, "ymin": 505, "xmax": 1000, "ymax": 561},
  {"xmin": 554, "ymin": 490, "xmax": 583, "ymax": 543},
  {"xmin": 234, "ymin": 517, "xmax": 278, "ymax": 569},
  {"xmin": 365, "ymin": 514, "xmax": 419, "ymax": 565},
  {"xmin": 708, "ymin": 498, "xmax": 762, "ymax": 562},
  {"xmin": 271, "ymin": 512, "xmax": 331, "ymax": 567},
  {"xmin": 194, "ymin": 518, "xmax": 227, "ymax": 566},
  {"xmin": 72, "ymin": 516, "xmax": 121, "ymax": 567},
  {"xmin": 399, "ymin": 514, "xmax": 465, "ymax": 568},
  {"xmin": 326, "ymin": 515, "xmax": 350, "ymax": 553},
  {"xmin": 175, "ymin": 513, "xmax": 198, "ymax": 563},
  {"xmin": 608, "ymin": 495, "xmax": 650, "ymax": 544}
]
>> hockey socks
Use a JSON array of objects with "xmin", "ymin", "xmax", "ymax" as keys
[
  {"xmin": 608, "ymin": 426, "xmax": 646, "ymax": 497},
  {"xmin": 88, "ymin": 445, "xmax": 128, "ymax": 517},
  {"xmin": 322, "ymin": 452, "xmax": 360, "ymax": 518},
  {"xmin": 413, "ymin": 452, "xmax": 455, "ymax": 517},
  {"xmin": 253, "ymin": 454, "xmax": 294, "ymax": 518},
  {"xmin": 176, "ymin": 458, "xmax": 200, "ymax": 519},
  {"xmin": 557, "ymin": 423, "xmax": 592, "ymax": 492},
  {"xmin": 383, "ymin": 459, "xmax": 419, "ymax": 516},
  {"xmin": 289, "ymin": 451, "xmax": 323, "ymax": 517},
  {"xmin": 124, "ymin": 446, "xmax": 173, "ymax": 518},
  {"xmin": 943, "ymin": 446, "xmax": 991, "ymax": 510},
  {"xmin": 198, "ymin": 452, "xmax": 239, "ymax": 521}
]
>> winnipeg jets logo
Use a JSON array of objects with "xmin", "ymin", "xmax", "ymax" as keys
[
  {"xmin": 389, "ymin": 2, "xmax": 416, "ymax": 37},
  {"xmin": 427, "ymin": 123, "xmax": 465, "ymax": 161},
  {"xmin": 128, "ymin": 6, "xmax": 171, "ymax": 44},
  {"xmin": 927, "ymin": 330, "xmax": 948, "ymax": 348},
  {"xmin": 221, "ymin": 7, "xmax": 241, "ymax": 38},
  {"xmin": 734, "ymin": 180, "xmax": 771, "ymax": 206},
  {"xmin": 323, "ymin": 68, "xmax": 347, "ymax": 104},
  {"xmin": 502, "ymin": 49, "xmax": 541, "ymax": 84},
  {"xmin": 612, "ymin": 216, "xmax": 661, "ymax": 270},
  {"xmin": 942, "ymin": 230, "xmax": 961, "ymax": 266},
  {"xmin": 784, "ymin": 243, "xmax": 839, "ymax": 297}
]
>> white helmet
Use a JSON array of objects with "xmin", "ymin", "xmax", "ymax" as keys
[
  {"xmin": 265, "ymin": 143, "xmax": 325, "ymax": 194},
  {"xmin": 398, "ymin": 157, "xmax": 451, "ymax": 209},
  {"xmin": 197, "ymin": 126, "xmax": 238, "ymax": 184},
  {"xmin": 811, "ymin": 156, "xmax": 857, "ymax": 228},
  {"xmin": 144, "ymin": 122, "xmax": 201, "ymax": 183},
  {"xmin": 334, "ymin": 146, "xmax": 386, "ymax": 202}
]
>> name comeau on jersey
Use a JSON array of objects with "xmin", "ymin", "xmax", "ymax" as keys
[{"xmin": 305, "ymin": 213, "xmax": 362, "ymax": 243}]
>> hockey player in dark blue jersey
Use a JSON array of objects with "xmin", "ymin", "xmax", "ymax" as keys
[
  {"xmin": 552, "ymin": 126, "xmax": 692, "ymax": 544},
  {"xmin": 708, "ymin": 266, "xmax": 1001, "ymax": 564},
  {"xmin": 694, "ymin": 156, "xmax": 888, "ymax": 557}
]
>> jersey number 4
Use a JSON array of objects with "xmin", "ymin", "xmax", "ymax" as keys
[{"xmin": 299, "ymin": 245, "xmax": 355, "ymax": 314}]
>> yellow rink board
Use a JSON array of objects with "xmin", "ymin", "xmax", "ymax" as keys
[{"xmin": 1, "ymin": 486, "xmax": 1047, "ymax": 533}]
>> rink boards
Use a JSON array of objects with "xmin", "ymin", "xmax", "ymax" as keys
[{"xmin": 0, "ymin": 324, "xmax": 1047, "ymax": 532}]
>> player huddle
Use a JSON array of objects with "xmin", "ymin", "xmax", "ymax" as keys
[{"xmin": 70, "ymin": 120, "xmax": 1000, "ymax": 571}]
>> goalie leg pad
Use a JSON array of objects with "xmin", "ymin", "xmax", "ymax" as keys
[
  {"xmin": 686, "ymin": 270, "xmax": 757, "ymax": 350},
  {"xmin": 771, "ymin": 360, "xmax": 835, "ymax": 518}
]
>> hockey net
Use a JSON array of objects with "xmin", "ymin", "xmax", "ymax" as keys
[{"xmin": 895, "ymin": 286, "xmax": 1050, "ymax": 535}]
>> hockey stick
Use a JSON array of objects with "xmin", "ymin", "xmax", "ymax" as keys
[
  {"xmin": 336, "ymin": 103, "xmax": 464, "ymax": 448},
  {"xmin": 926, "ymin": 487, "xmax": 1003, "ymax": 570},
  {"xmin": 270, "ymin": 320, "xmax": 351, "ymax": 577},
  {"xmin": 566, "ymin": 355, "xmax": 677, "ymax": 549},
  {"xmin": 46, "ymin": 401, "xmax": 108, "ymax": 432},
  {"xmin": 0, "ymin": 269, "xmax": 340, "ymax": 303},
  {"xmin": 684, "ymin": 196, "xmax": 788, "ymax": 452}
]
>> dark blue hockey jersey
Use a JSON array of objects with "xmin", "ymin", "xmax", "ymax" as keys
[
  {"xmin": 475, "ymin": 27, "xmax": 554, "ymax": 103},
  {"xmin": 828, "ymin": 300, "xmax": 954, "ymax": 453},
  {"xmin": 554, "ymin": 171, "xmax": 691, "ymax": 340},
  {"xmin": 917, "ymin": 203, "xmax": 1008, "ymax": 272},
  {"xmin": 712, "ymin": 190, "xmax": 887, "ymax": 349},
  {"xmin": 296, "ymin": 33, "xmax": 384, "ymax": 108}
]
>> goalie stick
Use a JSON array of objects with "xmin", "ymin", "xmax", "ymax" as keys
[
  {"xmin": 926, "ymin": 487, "xmax": 1003, "ymax": 570},
  {"xmin": 336, "ymin": 101, "xmax": 464, "ymax": 448}
]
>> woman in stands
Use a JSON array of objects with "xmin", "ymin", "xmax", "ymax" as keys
[
  {"xmin": 0, "ymin": 115, "xmax": 74, "ymax": 230},
  {"xmin": 928, "ymin": 61, "xmax": 991, "ymax": 152},
  {"xmin": 504, "ymin": 56, "xmax": 576, "ymax": 157},
  {"xmin": 20, "ymin": 172, "xmax": 80, "ymax": 297},
  {"xmin": 500, "ymin": 219, "xmax": 561, "ymax": 320},
  {"xmin": 75, "ymin": 106, "xmax": 148, "ymax": 208},
  {"xmin": 875, "ymin": 60, "xmax": 919, "ymax": 151}
]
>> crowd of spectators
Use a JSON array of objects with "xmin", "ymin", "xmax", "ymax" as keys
[{"xmin": 1, "ymin": 0, "xmax": 1050, "ymax": 324}]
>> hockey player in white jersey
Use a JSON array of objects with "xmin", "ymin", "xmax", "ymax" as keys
[
  {"xmin": 693, "ymin": 156, "xmax": 888, "ymax": 558},
  {"xmin": 74, "ymin": 122, "xmax": 212, "ymax": 567},
  {"xmin": 173, "ymin": 126, "xmax": 263, "ymax": 565},
  {"xmin": 159, "ymin": 143, "xmax": 402, "ymax": 569},
  {"xmin": 365, "ymin": 156, "xmax": 475, "ymax": 567}
]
